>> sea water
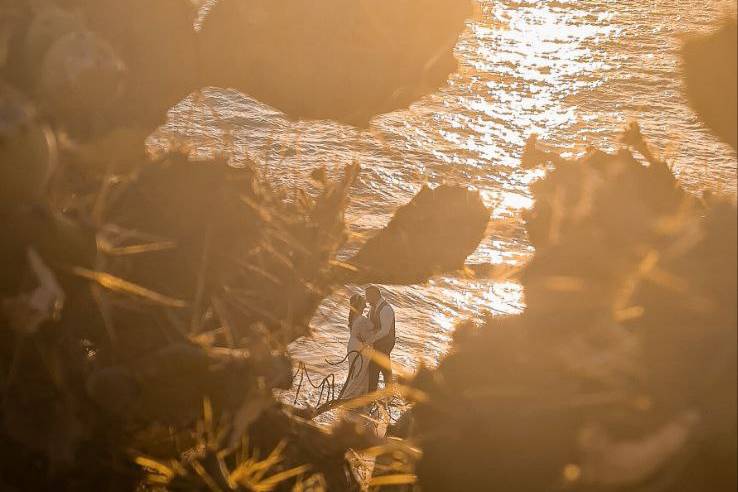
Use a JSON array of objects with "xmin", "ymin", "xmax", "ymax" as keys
[{"xmin": 156, "ymin": 0, "xmax": 738, "ymax": 413}]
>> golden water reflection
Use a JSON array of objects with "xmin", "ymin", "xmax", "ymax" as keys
[{"xmin": 156, "ymin": 1, "xmax": 737, "ymax": 415}]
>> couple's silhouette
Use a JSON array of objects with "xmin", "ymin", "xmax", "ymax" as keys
[{"xmin": 341, "ymin": 285, "xmax": 396, "ymax": 400}]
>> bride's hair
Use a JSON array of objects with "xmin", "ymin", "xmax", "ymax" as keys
[{"xmin": 348, "ymin": 294, "xmax": 365, "ymax": 328}]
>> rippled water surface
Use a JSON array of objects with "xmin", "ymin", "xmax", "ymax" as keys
[{"xmin": 156, "ymin": 0, "xmax": 738, "ymax": 409}]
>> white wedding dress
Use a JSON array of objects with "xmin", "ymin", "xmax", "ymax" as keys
[{"xmin": 340, "ymin": 314, "xmax": 374, "ymax": 400}]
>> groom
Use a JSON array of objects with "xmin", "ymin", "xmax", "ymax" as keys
[{"xmin": 365, "ymin": 285, "xmax": 396, "ymax": 392}]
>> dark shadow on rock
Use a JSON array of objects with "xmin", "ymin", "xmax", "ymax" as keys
[
  {"xmin": 682, "ymin": 19, "xmax": 737, "ymax": 150},
  {"xmin": 348, "ymin": 184, "xmax": 490, "ymax": 285},
  {"xmin": 199, "ymin": 0, "xmax": 474, "ymax": 126}
]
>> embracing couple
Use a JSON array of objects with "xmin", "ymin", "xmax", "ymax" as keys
[{"xmin": 340, "ymin": 285, "xmax": 396, "ymax": 400}]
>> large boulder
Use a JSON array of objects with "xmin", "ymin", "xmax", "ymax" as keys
[
  {"xmin": 682, "ymin": 19, "xmax": 737, "ymax": 150},
  {"xmin": 200, "ymin": 0, "xmax": 474, "ymax": 126},
  {"xmin": 349, "ymin": 184, "xmax": 490, "ymax": 284}
]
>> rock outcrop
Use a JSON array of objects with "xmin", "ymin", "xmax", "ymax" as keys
[
  {"xmin": 349, "ymin": 184, "xmax": 490, "ymax": 284},
  {"xmin": 682, "ymin": 19, "xmax": 737, "ymax": 150},
  {"xmin": 200, "ymin": 0, "xmax": 475, "ymax": 126},
  {"xmin": 409, "ymin": 127, "xmax": 737, "ymax": 492}
]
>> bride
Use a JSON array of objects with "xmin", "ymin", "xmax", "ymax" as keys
[{"xmin": 339, "ymin": 293, "xmax": 374, "ymax": 400}]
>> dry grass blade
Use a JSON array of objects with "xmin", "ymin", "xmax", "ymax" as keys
[
  {"xmin": 240, "ymin": 194, "xmax": 274, "ymax": 222},
  {"xmin": 230, "ymin": 440, "xmax": 287, "ymax": 484},
  {"xmin": 191, "ymin": 459, "xmax": 225, "ymax": 492},
  {"xmin": 291, "ymin": 473, "xmax": 327, "ymax": 492},
  {"xmin": 613, "ymin": 305, "xmax": 645, "ymax": 322},
  {"xmin": 360, "ymin": 439, "xmax": 422, "ymax": 461},
  {"xmin": 256, "ymin": 464, "xmax": 312, "ymax": 490},
  {"xmin": 253, "ymin": 441, "xmax": 287, "ymax": 481},
  {"xmin": 228, "ymin": 293, "xmax": 283, "ymax": 325},
  {"xmin": 260, "ymin": 238, "xmax": 298, "ymax": 269},
  {"xmin": 329, "ymin": 259, "xmax": 359, "ymax": 272},
  {"xmin": 203, "ymin": 398, "xmax": 214, "ymax": 447},
  {"xmin": 229, "ymin": 391, "xmax": 275, "ymax": 448},
  {"xmin": 134, "ymin": 455, "xmax": 175, "ymax": 481},
  {"xmin": 70, "ymin": 266, "xmax": 188, "ymax": 308},
  {"xmin": 99, "ymin": 240, "xmax": 177, "ymax": 256},
  {"xmin": 332, "ymin": 384, "xmax": 428, "ymax": 412},
  {"xmin": 263, "ymin": 226, "xmax": 312, "ymax": 258},
  {"xmin": 240, "ymin": 261, "xmax": 283, "ymax": 285},
  {"xmin": 367, "ymin": 473, "xmax": 418, "ymax": 486}
]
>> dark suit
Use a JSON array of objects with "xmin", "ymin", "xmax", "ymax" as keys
[{"xmin": 368, "ymin": 299, "xmax": 395, "ymax": 392}]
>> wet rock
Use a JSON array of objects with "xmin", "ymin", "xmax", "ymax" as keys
[{"xmin": 349, "ymin": 184, "xmax": 490, "ymax": 284}]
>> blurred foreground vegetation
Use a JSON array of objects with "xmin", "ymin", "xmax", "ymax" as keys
[{"xmin": 0, "ymin": 1, "xmax": 736, "ymax": 491}]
